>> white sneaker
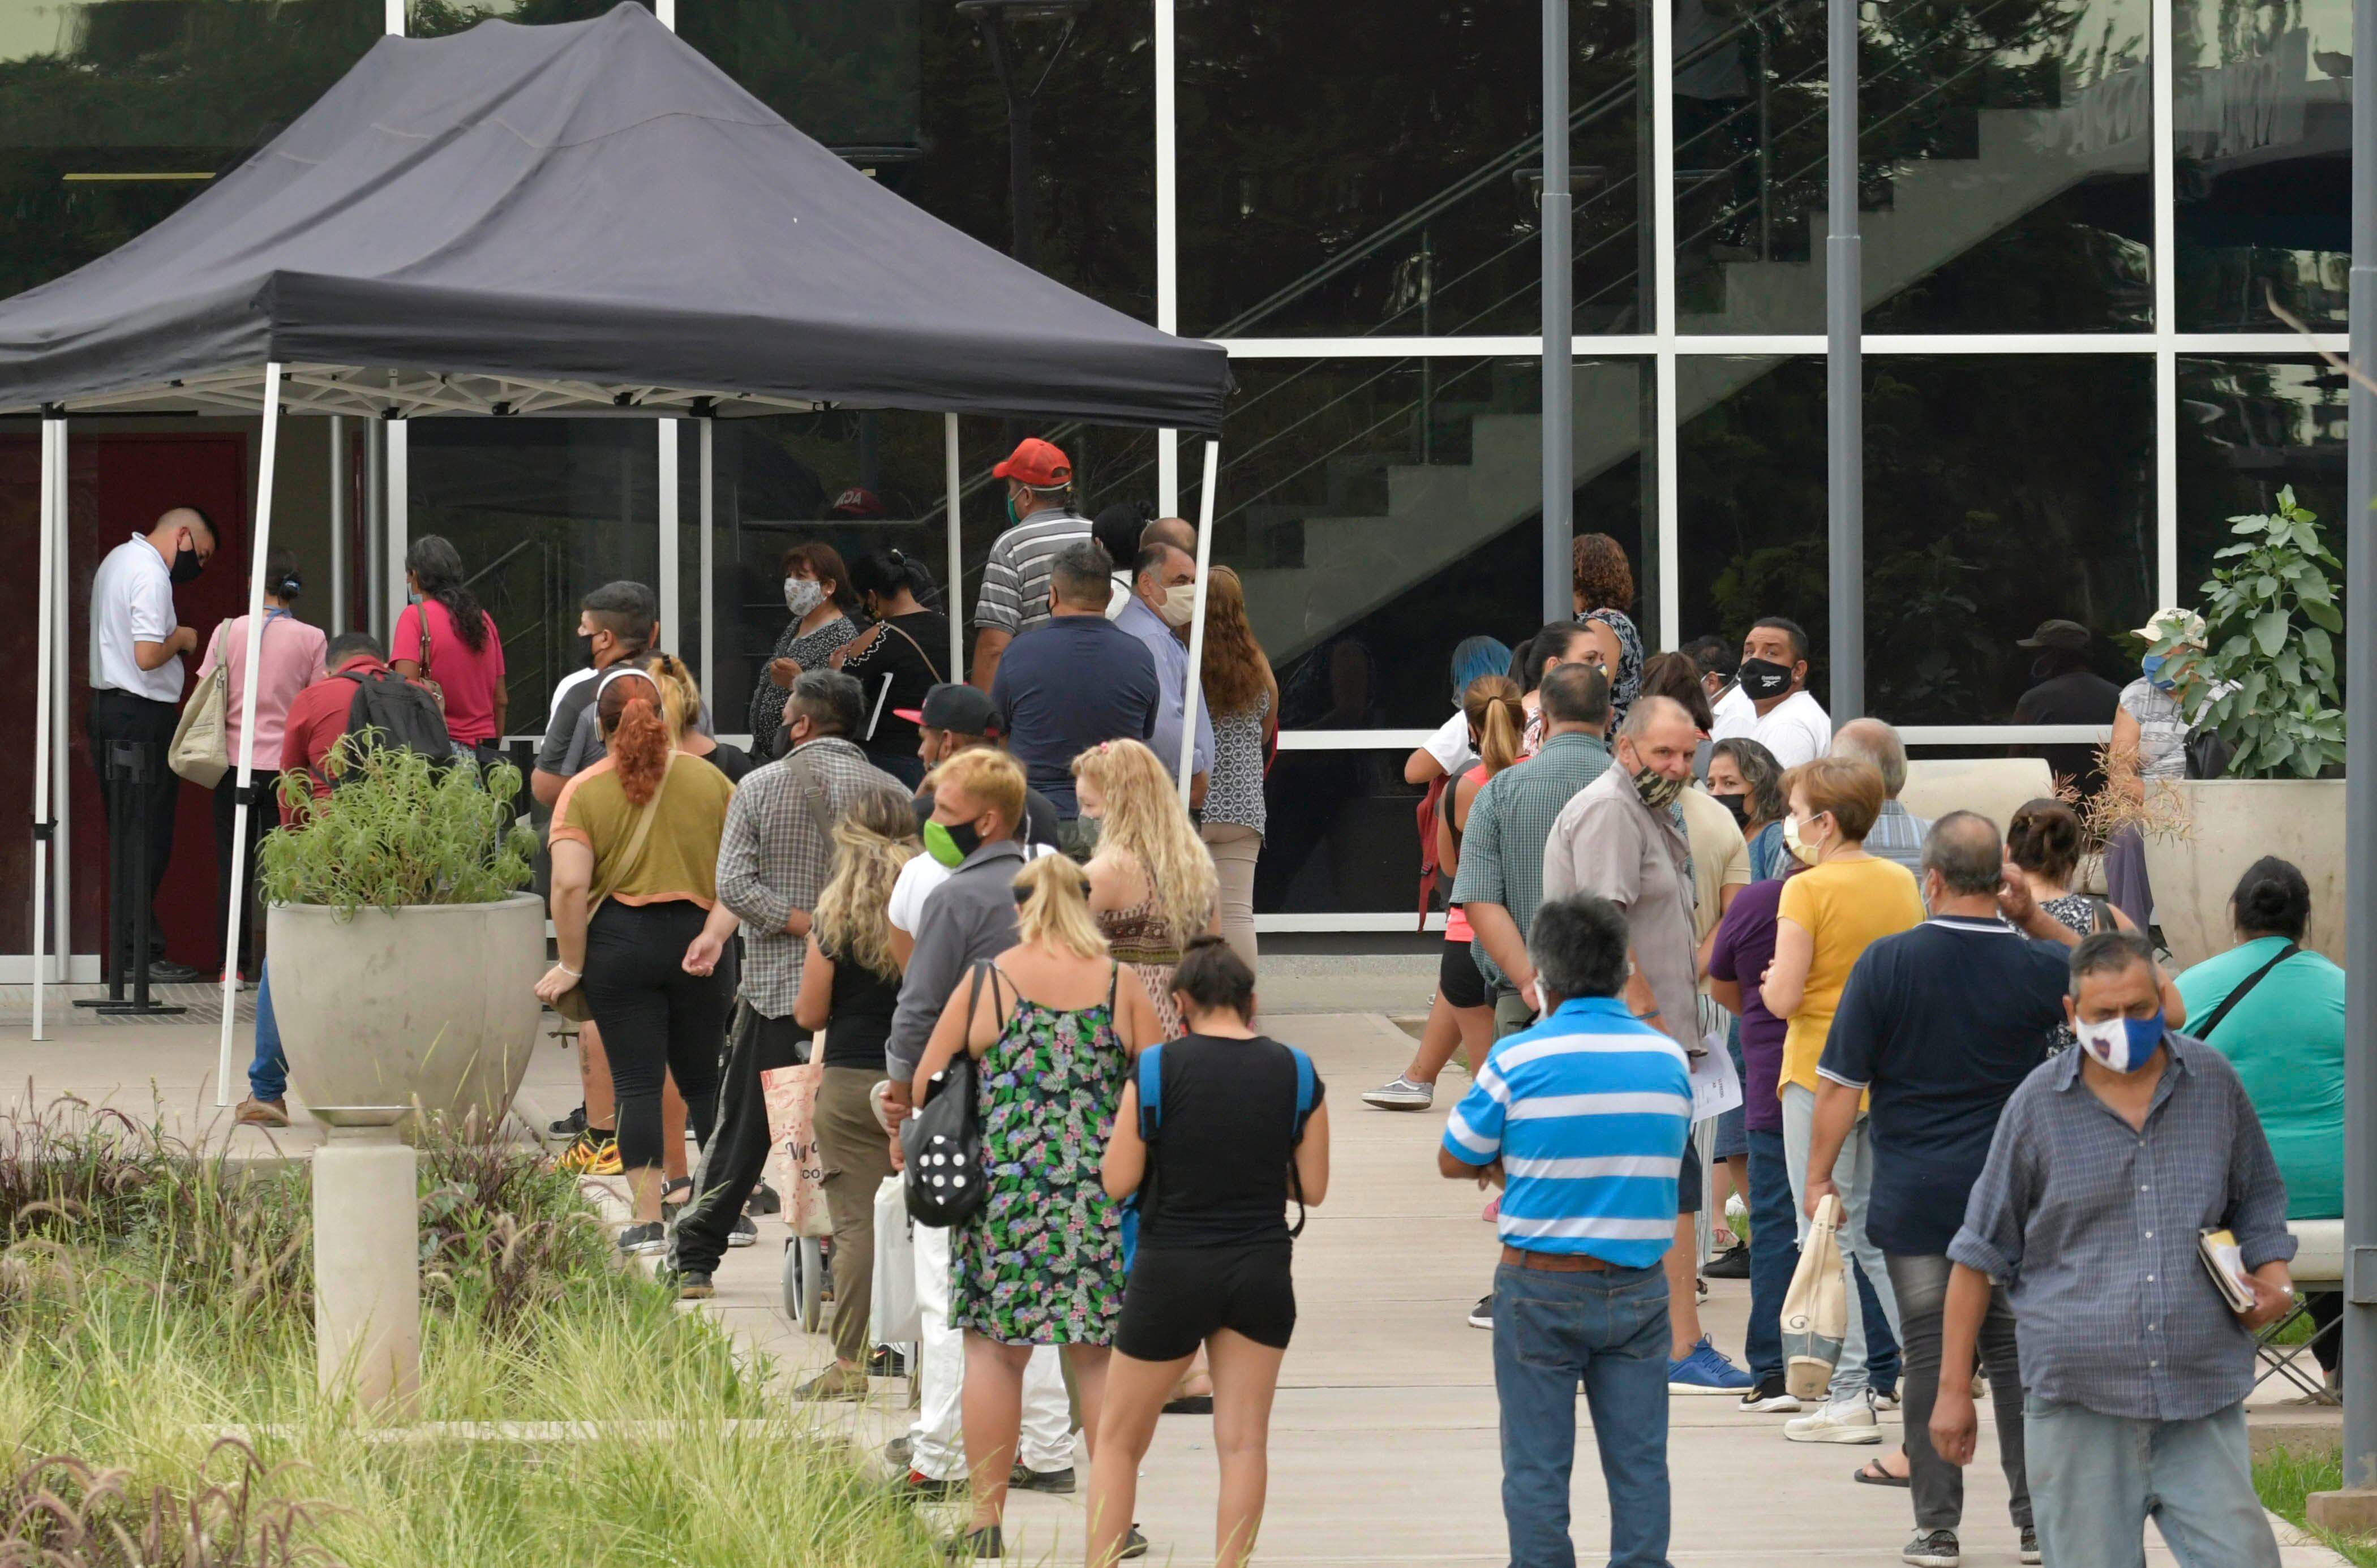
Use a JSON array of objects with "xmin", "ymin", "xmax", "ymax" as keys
[
  {"xmin": 1362, "ymin": 1075, "xmax": 1435, "ymax": 1111},
  {"xmin": 1783, "ymin": 1389, "xmax": 1883, "ymax": 1444},
  {"xmin": 1724, "ymin": 1192, "xmax": 1748, "ymax": 1222}
]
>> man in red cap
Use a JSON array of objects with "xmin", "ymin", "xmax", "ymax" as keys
[{"xmin": 970, "ymin": 436, "xmax": 1090, "ymax": 690}]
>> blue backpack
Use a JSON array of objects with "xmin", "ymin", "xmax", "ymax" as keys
[{"xmin": 1119, "ymin": 1040, "xmax": 1319, "ymax": 1270}]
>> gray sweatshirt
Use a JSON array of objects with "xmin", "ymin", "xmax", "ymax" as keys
[{"xmin": 884, "ymin": 838, "xmax": 1028, "ymax": 1081}]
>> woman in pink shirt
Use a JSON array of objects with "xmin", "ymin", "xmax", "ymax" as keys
[
  {"xmin": 196, "ymin": 550, "xmax": 327, "ymax": 979},
  {"xmin": 392, "ymin": 535, "xmax": 507, "ymax": 749}
]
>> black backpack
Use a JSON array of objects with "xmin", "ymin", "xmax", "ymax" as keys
[{"xmin": 330, "ymin": 667, "xmax": 456, "ymax": 783}]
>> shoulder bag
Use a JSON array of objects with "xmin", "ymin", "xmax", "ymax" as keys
[
  {"xmin": 168, "ymin": 618, "xmax": 239, "ymax": 787},
  {"xmin": 406, "ymin": 600, "xmax": 448, "ymax": 715},
  {"xmin": 547, "ymin": 755, "xmax": 674, "ymax": 1024},
  {"xmin": 2192, "ymin": 941, "xmax": 2300, "ymax": 1042},
  {"xmin": 902, "ymin": 961, "xmax": 997, "ymax": 1227}
]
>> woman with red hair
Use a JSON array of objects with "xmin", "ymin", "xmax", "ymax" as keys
[{"xmin": 537, "ymin": 667, "xmax": 742, "ymax": 1256}]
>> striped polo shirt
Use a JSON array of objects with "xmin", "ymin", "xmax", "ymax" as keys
[
  {"xmin": 1441, "ymin": 995, "xmax": 1693, "ymax": 1268},
  {"xmin": 971, "ymin": 506, "xmax": 1092, "ymax": 636}
]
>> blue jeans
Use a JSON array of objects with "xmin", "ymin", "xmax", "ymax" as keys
[
  {"xmin": 248, "ymin": 961, "xmax": 286, "ymax": 1102},
  {"xmin": 1744, "ymin": 1127, "xmax": 1800, "ymax": 1385},
  {"xmin": 2024, "ymin": 1397, "xmax": 2280, "ymax": 1568},
  {"xmin": 1492, "ymin": 1260, "xmax": 1673, "ymax": 1568}
]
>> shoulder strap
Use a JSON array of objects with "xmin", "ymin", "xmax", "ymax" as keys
[
  {"xmin": 586, "ymin": 755, "xmax": 673, "ymax": 917},
  {"xmin": 784, "ymin": 746, "xmax": 839, "ymax": 844},
  {"xmin": 879, "ymin": 616, "xmax": 943, "ymax": 685},
  {"xmin": 1288, "ymin": 1046, "xmax": 1318, "ymax": 1142},
  {"xmin": 412, "ymin": 600, "xmax": 434, "ymax": 675},
  {"xmin": 1136, "ymin": 1042, "xmax": 1165, "ymax": 1142},
  {"xmin": 2194, "ymin": 942, "xmax": 2300, "ymax": 1042}
]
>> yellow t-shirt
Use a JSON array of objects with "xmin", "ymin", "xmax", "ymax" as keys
[
  {"xmin": 549, "ymin": 752, "xmax": 735, "ymax": 907},
  {"xmin": 1775, "ymin": 854, "xmax": 1926, "ymax": 1094}
]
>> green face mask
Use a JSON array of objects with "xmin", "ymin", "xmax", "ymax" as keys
[
  {"xmin": 923, "ymin": 817, "xmax": 981, "ymax": 869},
  {"xmin": 1005, "ymin": 493, "xmax": 1020, "ymax": 528}
]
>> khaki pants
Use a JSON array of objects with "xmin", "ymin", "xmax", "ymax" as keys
[
  {"xmin": 1200, "ymin": 820, "xmax": 1262, "ymax": 969},
  {"xmin": 814, "ymin": 1064, "xmax": 895, "ymax": 1368}
]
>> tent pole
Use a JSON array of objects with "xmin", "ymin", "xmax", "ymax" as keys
[
  {"xmin": 31, "ymin": 417, "xmax": 60, "ymax": 1039},
  {"xmin": 364, "ymin": 419, "xmax": 385, "ymax": 640},
  {"xmin": 385, "ymin": 418, "xmax": 409, "ymax": 639},
  {"xmin": 699, "ymin": 419, "xmax": 715, "ymax": 702},
  {"xmin": 1177, "ymin": 440, "xmax": 1221, "ymax": 805},
  {"xmin": 52, "ymin": 470, "xmax": 70, "ymax": 987},
  {"xmin": 328, "ymin": 414, "xmax": 349, "ymax": 636},
  {"xmin": 216, "ymin": 363, "xmax": 285, "ymax": 1107},
  {"xmin": 659, "ymin": 419, "xmax": 680, "ymax": 655},
  {"xmin": 945, "ymin": 414, "xmax": 963, "ymax": 681}
]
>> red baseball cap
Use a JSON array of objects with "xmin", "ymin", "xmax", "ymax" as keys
[
  {"xmin": 830, "ymin": 486, "xmax": 886, "ymax": 518},
  {"xmin": 992, "ymin": 437, "xmax": 1072, "ymax": 489}
]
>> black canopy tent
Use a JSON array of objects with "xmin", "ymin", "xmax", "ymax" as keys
[{"xmin": 0, "ymin": 2, "xmax": 1234, "ymax": 1063}]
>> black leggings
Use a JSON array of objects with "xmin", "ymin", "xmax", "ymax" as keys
[{"xmin": 582, "ymin": 900, "xmax": 736, "ymax": 1172}]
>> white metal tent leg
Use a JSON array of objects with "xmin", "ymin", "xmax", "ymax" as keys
[
  {"xmin": 329, "ymin": 415, "xmax": 349, "ymax": 636},
  {"xmin": 215, "ymin": 364, "xmax": 286, "ymax": 1106},
  {"xmin": 945, "ymin": 414, "xmax": 963, "ymax": 681},
  {"xmin": 1176, "ymin": 440, "xmax": 1221, "ymax": 805},
  {"xmin": 659, "ymin": 419, "xmax": 680, "ymax": 654},
  {"xmin": 698, "ymin": 420, "xmax": 715, "ymax": 700},
  {"xmin": 384, "ymin": 418, "xmax": 409, "ymax": 638},
  {"xmin": 52, "ymin": 473, "xmax": 70, "ymax": 986},
  {"xmin": 31, "ymin": 418, "xmax": 60, "ymax": 1039}
]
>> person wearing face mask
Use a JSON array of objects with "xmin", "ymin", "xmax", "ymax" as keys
[
  {"xmin": 1932, "ymin": 931, "xmax": 2295, "ymax": 1568},
  {"xmin": 1543, "ymin": 694, "xmax": 1756, "ymax": 1398},
  {"xmin": 1710, "ymin": 616, "xmax": 1831, "ymax": 770},
  {"xmin": 668, "ymin": 668, "xmax": 909, "ymax": 1294},
  {"xmin": 831, "ymin": 547, "xmax": 952, "ymax": 787},
  {"xmin": 1707, "ymin": 736, "xmax": 1788, "ymax": 881},
  {"xmin": 532, "ymin": 580, "xmax": 658, "ymax": 809},
  {"xmin": 2105, "ymin": 607, "xmax": 2235, "ymax": 930},
  {"xmin": 2010, "ymin": 618, "xmax": 2121, "ymax": 802},
  {"xmin": 896, "ymin": 682, "xmax": 1063, "ymax": 871},
  {"xmin": 970, "ymin": 437, "xmax": 1092, "ymax": 691},
  {"xmin": 1113, "ymin": 540, "xmax": 1214, "ymax": 804},
  {"xmin": 748, "ymin": 542, "xmax": 861, "ymax": 762},
  {"xmin": 88, "ymin": 504, "xmax": 216, "ymax": 983}
]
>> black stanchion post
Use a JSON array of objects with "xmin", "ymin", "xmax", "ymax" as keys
[{"xmin": 81, "ymin": 739, "xmax": 184, "ymax": 1018}]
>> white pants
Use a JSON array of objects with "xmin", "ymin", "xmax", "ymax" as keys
[
  {"xmin": 1780, "ymin": 1081, "xmax": 1903, "ymax": 1399},
  {"xmin": 908, "ymin": 1219, "xmax": 1074, "ymax": 1479}
]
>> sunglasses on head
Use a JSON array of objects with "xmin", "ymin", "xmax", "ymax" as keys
[{"xmin": 1012, "ymin": 880, "xmax": 1095, "ymax": 906}]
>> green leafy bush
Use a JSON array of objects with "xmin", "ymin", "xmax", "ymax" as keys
[
  {"xmin": 2153, "ymin": 486, "xmax": 2346, "ymax": 779},
  {"xmin": 256, "ymin": 738, "xmax": 537, "ymax": 913}
]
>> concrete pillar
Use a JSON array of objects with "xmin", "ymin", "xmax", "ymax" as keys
[{"xmin": 312, "ymin": 1125, "xmax": 421, "ymax": 1420}]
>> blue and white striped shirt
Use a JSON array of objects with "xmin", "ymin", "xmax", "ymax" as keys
[{"xmin": 1441, "ymin": 996, "xmax": 1693, "ymax": 1268}]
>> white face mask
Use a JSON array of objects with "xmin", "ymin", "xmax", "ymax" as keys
[
  {"xmin": 1783, "ymin": 812, "xmax": 1821, "ymax": 865},
  {"xmin": 784, "ymin": 577, "xmax": 827, "ymax": 617},
  {"xmin": 1158, "ymin": 582, "xmax": 1197, "ymax": 628},
  {"xmin": 2074, "ymin": 1011, "xmax": 2165, "ymax": 1074}
]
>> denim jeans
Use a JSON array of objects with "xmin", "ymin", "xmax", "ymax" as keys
[
  {"xmin": 248, "ymin": 961, "xmax": 286, "ymax": 1103},
  {"xmin": 1744, "ymin": 1127, "xmax": 1800, "ymax": 1386},
  {"xmin": 1779, "ymin": 1082, "xmax": 1903, "ymax": 1396},
  {"xmin": 1886, "ymin": 1252, "xmax": 2028, "ymax": 1533},
  {"xmin": 2025, "ymin": 1398, "xmax": 2280, "ymax": 1568},
  {"xmin": 1492, "ymin": 1260, "xmax": 1674, "ymax": 1568}
]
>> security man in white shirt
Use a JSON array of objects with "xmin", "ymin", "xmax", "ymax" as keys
[{"xmin": 87, "ymin": 505, "xmax": 214, "ymax": 981}]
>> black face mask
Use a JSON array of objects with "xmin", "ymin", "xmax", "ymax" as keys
[
  {"xmin": 2030, "ymin": 652, "xmax": 2064, "ymax": 682},
  {"xmin": 1737, "ymin": 656, "xmax": 1794, "ymax": 699},
  {"xmin": 1713, "ymin": 791, "xmax": 1752, "ymax": 828},
  {"xmin": 170, "ymin": 542, "xmax": 204, "ymax": 585},
  {"xmin": 943, "ymin": 820, "xmax": 983, "ymax": 861},
  {"xmin": 577, "ymin": 632, "xmax": 598, "ymax": 667}
]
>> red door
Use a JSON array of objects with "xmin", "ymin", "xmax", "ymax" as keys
[{"xmin": 0, "ymin": 431, "xmax": 251, "ymax": 972}]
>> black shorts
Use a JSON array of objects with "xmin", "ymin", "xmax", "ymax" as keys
[
  {"xmin": 1115, "ymin": 1242, "xmax": 1296, "ymax": 1363},
  {"xmin": 1676, "ymin": 1137, "xmax": 1704, "ymax": 1215},
  {"xmin": 1439, "ymin": 939, "xmax": 1487, "ymax": 1011}
]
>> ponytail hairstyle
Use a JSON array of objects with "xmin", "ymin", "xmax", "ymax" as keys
[
  {"xmin": 641, "ymin": 651, "xmax": 702, "ymax": 736},
  {"xmin": 814, "ymin": 790, "xmax": 922, "ymax": 976},
  {"xmin": 1011, "ymin": 853, "xmax": 1108, "ymax": 960},
  {"xmin": 1171, "ymin": 934, "xmax": 1256, "ymax": 1024},
  {"xmin": 404, "ymin": 534, "xmax": 490, "ymax": 654},
  {"xmin": 848, "ymin": 547, "xmax": 942, "ymax": 614},
  {"xmin": 2230, "ymin": 855, "xmax": 2311, "ymax": 942},
  {"xmin": 597, "ymin": 671, "xmax": 671, "ymax": 804},
  {"xmin": 2005, "ymin": 797, "xmax": 2084, "ymax": 886},
  {"xmin": 264, "ymin": 548, "xmax": 303, "ymax": 602},
  {"xmin": 1461, "ymin": 674, "xmax": 1525, "ymax": 776}
]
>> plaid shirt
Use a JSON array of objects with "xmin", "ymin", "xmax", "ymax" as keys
[
  {"xmin": 1864, "ymin": 798, "xmax": 1931, "ymax": 880},
  {"xmin": 1448, "ymin": 730, "xmax": 1612, "ymax": 991},
  {"xmin": 714, "ymin": 737, "xmax": 908, "ymax": 1019},
  {"xmin": 1949, "ymin": 1032, "xmax": 2296, "ymax": 1421}
]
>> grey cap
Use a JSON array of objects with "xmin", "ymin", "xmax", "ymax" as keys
[{"xmin": 2016, "ymin": 618, "xmax": 2091, "ymax": 651}]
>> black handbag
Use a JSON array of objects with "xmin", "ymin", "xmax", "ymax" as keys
[
  {"xmin": 2184, "ymin": 725, "xmax": 2233, "ymax": 780},
  {"xmin": 902, "ymin": 963, "xmax": 996, "ymax": 1227}
]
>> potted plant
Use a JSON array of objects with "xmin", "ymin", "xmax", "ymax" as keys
[
  {"xmin": 2133, "ymin": 487, "xmax": 2347, "ymax": 969},
  {"xmin": 258, "ymin": 738, "xmax": 544, "ymax": 1134}
]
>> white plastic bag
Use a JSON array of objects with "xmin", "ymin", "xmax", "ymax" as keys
[
  {"xmin": 1780, "ymin": 1193, "xmax": 1848, "ymax": 1401},
  {"xmin": 871, "ymin": 1175, "xmax": 921, "ymax": 1343}
]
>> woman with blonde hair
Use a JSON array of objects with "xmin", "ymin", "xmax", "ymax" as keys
[
  {"xmin": 912, "ymin": 854, "xmax": 1162, "ymax": 1562},
  {"xmin": 784, "ymin": 790, "xmax": 922, "ymax": 1394},
  {"xmin": 1074, "ymin": 737, "xmax": 1220, "ymax": 1041},
  {"xmin": 641, "ymin": 650, "xmax": 754, "ymax": 783},
  {"xmin": 1195, "ymin": 565, "xmax": 1278, "ymax": 967}
]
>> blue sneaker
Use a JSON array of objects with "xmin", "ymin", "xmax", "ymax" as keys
[{"xmin": 1667, "ymin": 1337, "xmax": 1753, "ymax": 1394}]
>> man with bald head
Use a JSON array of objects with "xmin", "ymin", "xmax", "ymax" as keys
[
  {"xmin": 88, "ymin": 504, "xmax": 217, "ymax": 982},
  {"xmin": 1832, "ymin": 717, "xmax": 1930, "ymax": 879}
]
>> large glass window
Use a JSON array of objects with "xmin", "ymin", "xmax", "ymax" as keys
[
  {"xmin": 676, "ymin": 0, "xmax": 919, "ymax": 155},
  {"xmin": 409, "ymin": 0, "xmax": 636, "ymax": 37},
  {"xmin": 1679, "ymin": 354, "xmax": 2153, "ymax": 721},
  {"xmin": 0, "ymin": 0, "xmax": 380, "ymax": 298},
  {"xmin": 2177, "ymin": 356, "xmax": 2346, "ymax": 604}
]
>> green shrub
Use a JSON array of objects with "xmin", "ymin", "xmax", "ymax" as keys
[{"xmin": 256, "ymin": 739, "xmax": 537, "ymax": 914}]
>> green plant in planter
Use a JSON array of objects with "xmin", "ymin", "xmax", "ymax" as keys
[
  {"xmin": 256, "ymin": 736, "xmax": 538, "ymax": 914},
  {"xmin": 2151, "ymin": 486, "xmax": 2345, "ymax": 780}
]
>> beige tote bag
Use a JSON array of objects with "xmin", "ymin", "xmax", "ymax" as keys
[
  {"xmin": 1780, "ymin": 1193, "xmax": 1849, "ymax": 1401},
  {"xmin": 168, "ymin": 621, "xmax": 235, "ymax": 788}
]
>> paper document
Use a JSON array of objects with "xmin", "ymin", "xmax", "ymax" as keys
[
  {"xmin": 1690, "ymin": 1029, "xmax": 1742, "ymax": 1123},
  {"xmin": 2197, "ymin": 1227, "xmax": 2256, "ymax": 1314}
]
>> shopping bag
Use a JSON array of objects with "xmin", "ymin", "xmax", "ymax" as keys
[
  {"xmin": 760, "ymin": 1061, "xmax": 830, "ymax": 1239},
  {"xmin": 871, "ymin": 1175, "xmax": 922, "ymax": 1343},
  {"xmin": 1779, "ymin": 1193, "xmax": 1848, "ymax": 1401},
  {"xmin": 169, "ymin": 630, "xmax": 233, "ymax": 787}
]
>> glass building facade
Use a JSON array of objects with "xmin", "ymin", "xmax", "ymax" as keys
[{"xmin": 0, "ymin": 0, "xmax": 2351, "ymax": 947}]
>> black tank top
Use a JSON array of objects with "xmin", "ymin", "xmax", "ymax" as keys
[{"xmin": 1139, "ymin": 1033, "xmax": 1325, "ymax": 1249}]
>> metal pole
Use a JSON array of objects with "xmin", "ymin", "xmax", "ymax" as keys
[
  {"xmin": 658, "ymin": 419, "xmax": 680, "ymax": 655},
  {"xmin": 51, "ymin": 472, "xmax": 69, "ymax": 986},
  {"xmin": 1825, "ymin": 0, "xmax": 1863, "ymax": 720},
  {"xmin": 215, "ymin": 363, "xmax": 285, "ymax": 1106},
  {"xmin": 1541, "ymin": 0, "xmax": 1574, "ymax": 625},
  {"xmin": 1155, "ymin": 0, "xmax": 1179, "ymax": 516},
  {"xmin": 328, "ymin": 415, "xmax": 350, "ymax": 636},
  {"xmin": 1177, "ymin": 440, "xmax": 1221, "ymax": 805},
  {"xmin": 945, "ymin": 413, "xmax": 964, "ymax": 681},
  {"xmin": 982, "ymin": 15, "xmax": 1035, "ymax": 270},
  {"xmin": 385, "ymin": 418, "xmax": 409, "ymax": 639},
  {"xmin": 2340, "ymin": 0, "xmax": 2377, "ymax": 1490},
  {"xmin": 31, "ymin": 417, "xmax": 59, "ymax": 1039},
  {"xmin": 699, "ymin": 419, "xmax": 715, "ymax": 702},
  {"xmin": 363, "ymin": 417, "xmax": 385, "ymax": 641}
]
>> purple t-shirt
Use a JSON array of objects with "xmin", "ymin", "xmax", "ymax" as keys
[{"xmin": 1706, "ymin": 877, "xmax": 1787, "ymax": 1133}]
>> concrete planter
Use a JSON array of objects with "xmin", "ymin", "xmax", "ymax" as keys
[
  {"xmin": 2138, "ymin": 780, "xmax": 2346, "ymax": 972},
  {"xmin": 265, "ymin": 892, "xmax": 545, "ymax": 1135}
]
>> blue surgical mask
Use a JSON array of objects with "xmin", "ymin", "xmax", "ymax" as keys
[
  {"xmin": 2142, "ymin": 654, "xmax": 2176, "ymax": 691},
  {"xmin": 2075, "ymin": 1011, "xmax": 2164, "ymax": 1073}
]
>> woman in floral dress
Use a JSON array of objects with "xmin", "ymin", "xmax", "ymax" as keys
[
  {"xmin": 1073, "ymin": 738, "xmax": 1219, "ymax": 1041},
  {"xmin": 909, "ymin": 853, "xmax": 1163, "ymax": 1562}
]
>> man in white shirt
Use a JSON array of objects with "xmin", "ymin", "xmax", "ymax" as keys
[
  {"xmin": 87, "ymin": 505, "xmax": 216, "ymax": 982},
  {"xmin": 1710, "ymin": 616, "xmax": 1831, "ymax": 770}
]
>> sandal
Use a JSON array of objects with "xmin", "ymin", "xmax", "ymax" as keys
[
  {"xmin": 1853, "ymin": 1457, "xmax": 1911, "ymax": 1488},
  {"xmin": 660, "ymin": 1177, "xmax": 693, "ymax": 1211}
]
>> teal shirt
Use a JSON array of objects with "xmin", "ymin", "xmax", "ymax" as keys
[{"xmin": 2175, "ymin": 935, "xmax": 2344, "ymax": 1219}]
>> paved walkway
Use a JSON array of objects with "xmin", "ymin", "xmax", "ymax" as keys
[{"xmin": 8, "ymin": 996, "xmax": 2348, "ymax": 1567}]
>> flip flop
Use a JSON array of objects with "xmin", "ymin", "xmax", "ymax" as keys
[
  {"xmin": 1162, "ymin": 1395, "xmax": 1214, "ymax": 1415},
  {"xmin": 1853, "ymin": 1459, "xmax": 1911, "ymax": 1488}
]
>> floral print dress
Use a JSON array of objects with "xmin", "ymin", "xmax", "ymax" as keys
[{"xmin": 950, "ymin": 966, "xmax": 1131, "ymax": 1346}]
